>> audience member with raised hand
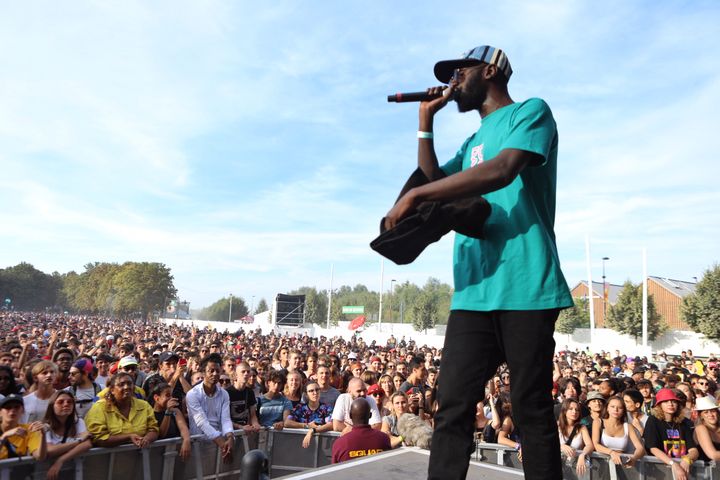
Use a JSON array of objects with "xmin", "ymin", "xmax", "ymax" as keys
[{"xmin": 151, "ymin": 383, "xmax": 191, "ymax": 461}]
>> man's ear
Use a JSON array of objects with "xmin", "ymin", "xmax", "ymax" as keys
[{"xmin": 483, "ymin": 63, "xmax": 498, "ymax": 80}]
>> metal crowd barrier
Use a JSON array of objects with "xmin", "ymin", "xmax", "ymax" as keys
[
  {"xmin": 3, "ymin": 430, "xmax": 718, "ymax": 479},
  {"xmin": 474, "ymin": 441, "xmax": 719, "ymax": 480},
  {"xmin": 0, "ymin": 428, "xmax": 339, "ymax": 480}
]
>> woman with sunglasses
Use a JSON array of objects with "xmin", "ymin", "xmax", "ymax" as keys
[
  {"xmin": 367, "ymin": 384, "xmax": 389, "ymax": 416},
  {"xmin": 43, "ymin": 391, "xmax": 93, "ymax": 480},
  {"xmin": 285, "ymin": 382, "xmax": 333, "ymax": 448}
]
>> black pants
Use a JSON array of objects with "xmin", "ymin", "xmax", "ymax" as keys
[{"xmin": 428, "ymin": 309, "xmax": 562, "ymax": 480}]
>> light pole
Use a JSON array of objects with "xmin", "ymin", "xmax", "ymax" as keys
[
  {"xmin": 251, "ymin": 296, "xmax": 255, "ymax": 315},
  {"xmin": 601, "ymin": 257, "xmax": 610, "ymax": 322},
  {"xmin": 389, "ymin": 279, "xmax": 396, "ymax": 323},
  {"xmin": 228, "ymin": 293, "xmax": 233, "ymax": 322}
]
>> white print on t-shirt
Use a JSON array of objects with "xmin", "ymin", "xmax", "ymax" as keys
[{"xmin": 470, "ymin": 144, "xmax": 484, "ymax": 167}]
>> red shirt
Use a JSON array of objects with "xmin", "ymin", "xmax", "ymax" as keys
[{"xmin": 331, "ymin": 424, "xmax": 391, "ymax": 463}]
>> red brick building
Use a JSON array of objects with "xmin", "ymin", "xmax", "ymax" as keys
[{"xmin": 569, "ymin": 277, "xmax": 696, "ymax": 330}]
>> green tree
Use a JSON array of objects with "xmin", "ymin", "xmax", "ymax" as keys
[
  {"xmin": 606, "ymin": 281, "xmax": 666, "ymax": 341},
  {"xmin": 556, "ymin": 298, "xmax": 591, "ymax": 334},
  {"xmin": 394, "ymin": 281, "xmax": 421, "ymax": 324},
  {"xmin": 422, "ymin": 277, "xmax": 453, "ymax": 325},
  {"xmin": 255, "ymin": 298, "xmax": 269, "ymax": 314},
  {"xmin": 289, "ymin": 287, "xmax": 326, "ymax": 324},
  {"xmin": 111, "ymin": 262, "xmax": 177, "ymax": 317},
  {"xmin": 200, "ymin": 296, "xmax": 249, "ymax": 322},
  {"xmin": 0, "ymin": 262, "xmax": 62, "ymax": 310},
  {"xmin": 328, "ymin": 299, "xmax": 343, "ymax": 326},
  {"xmin": 411, "ymin": 290, "xmax": 438, "ymax": 332},
  {"xmin": 682, "ymin": 264, "xmax": 720, "ymax": 340}
]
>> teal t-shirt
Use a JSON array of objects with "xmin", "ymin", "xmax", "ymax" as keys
[{"xmin": 441, "ymin": 98, "xmax": 573, "ymax": 311}]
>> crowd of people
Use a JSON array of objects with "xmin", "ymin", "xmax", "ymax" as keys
[{"xmin": 1, "ymin": 311, "xmax": 720, "ymax": 478}]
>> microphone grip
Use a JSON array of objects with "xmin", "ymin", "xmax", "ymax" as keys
[{"xmin": 387, "ymin": 90, "xmax": 444, "ymax": 103}]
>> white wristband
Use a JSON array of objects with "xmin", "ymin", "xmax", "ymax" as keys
[{"xmin": 417, "ymin": 131, "xmax": 433, "ymax": 139}]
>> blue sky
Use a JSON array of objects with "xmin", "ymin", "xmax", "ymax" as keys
[{"xmin": 1, "ymin": 1, "xmax": 718, "ymax": 310}]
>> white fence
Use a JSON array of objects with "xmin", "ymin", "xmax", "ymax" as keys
[{"xmin": 161, "ymin": 315, "xmax": 720, "ymax": 356}]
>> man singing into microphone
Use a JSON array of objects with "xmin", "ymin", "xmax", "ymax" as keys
[{"xmin": 384, "ymin": 45, "xmax": 573, "ymax": 480}]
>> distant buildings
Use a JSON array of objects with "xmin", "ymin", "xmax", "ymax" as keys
[
  {"xmin": 570, "ymin": 277, "xmax": 696, "ymax": 330},
  {"xmin": 166, "ymin": 299, "xmax": 191, "ymax": 320}
]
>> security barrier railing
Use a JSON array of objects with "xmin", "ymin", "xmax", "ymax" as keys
[
  {"xmin": 0, "ymin": 428, "xmax": 337, "ymax": 480},
  {"xmin": 474, "ymin": 441, "xmax": 719, "ymax": 480},
  {"xmin": 2, "ymin": 429, "xmax": 718, "ymax": 479}
]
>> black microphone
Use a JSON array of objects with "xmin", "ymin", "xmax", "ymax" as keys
[{"xmin": 387, "ymin": 90, "xmax": 445, "ymax": 103}]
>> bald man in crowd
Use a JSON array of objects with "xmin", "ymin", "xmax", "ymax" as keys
[
  {"xmin": 332, "ymin": 377, "xmax": 382, "ymax": 433},
  {"xmin": 331, "ymin": 398, "xmax": 391, "ymax": 463}
]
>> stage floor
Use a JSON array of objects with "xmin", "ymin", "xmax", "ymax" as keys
[{"xmin": 282, "ymin": 448, "xmax": 524, "ymax": 479}]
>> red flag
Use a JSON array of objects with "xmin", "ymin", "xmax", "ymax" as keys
[{"xmin": 349, "ymin": 315, "xmax": 366, "ymax": 331}]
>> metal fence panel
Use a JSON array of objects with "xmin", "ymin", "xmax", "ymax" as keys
[{"xmin": 3, "ymin": 431, "xmax": 717, "ymax": 480}]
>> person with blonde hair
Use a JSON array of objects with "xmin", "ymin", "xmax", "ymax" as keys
[
  {"xmin": 643, "ymin": 389, "xmax": 699, "ymax": 480},
  {"xmin": 381, "ymin": 391, "xmax": 411, "ymax": 448},
  {"xmin": 693, "ymin": 395, "xmax": 720, "ymax": 461},
  {"xmin": 23, "ymin": 360, "xmax": 58, "ymax": 423},
  {"xmin": 283, "ymin": 370, "xmax": 304, "ymax": 408}
]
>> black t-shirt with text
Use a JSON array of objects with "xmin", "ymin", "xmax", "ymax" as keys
[{"xmin": 227, "ymin": 386, "xmax": 257, "ymax": 425}]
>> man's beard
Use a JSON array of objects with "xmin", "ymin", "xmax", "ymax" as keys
[{"xmin": 454, "ymin": 83, "xmax": 486, "ymax": 113}]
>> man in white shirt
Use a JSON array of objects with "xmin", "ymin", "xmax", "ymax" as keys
[
  {"xmin": 332, "ymin": 377, "xmax": 382, "ymax": 434},
  {"xmin": 66, "ymin": 358, "xmax": 100, "ymax": 419},
  {"xmin": 186, "ymin": 353, "xmax": 234, "ymax": 463}
]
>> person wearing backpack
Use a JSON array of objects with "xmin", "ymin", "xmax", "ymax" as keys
[{"xmin": 66, "ymin": 359, "xmax": 101, "ymax": 419}]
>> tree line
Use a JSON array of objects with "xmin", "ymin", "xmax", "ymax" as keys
[
  {"xmin": 0, "ymin": 262, "xmax": 176, "ymax": 318},
  {"xmin": 197, "ymin": 278, "xmax": 454, "ymax": 332},
  {"xmin": 3, "ymin": 261, "xmax": 719, "ymax": 340}
]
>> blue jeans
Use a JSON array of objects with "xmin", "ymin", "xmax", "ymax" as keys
[{"xmin": 428, "ymin": 309, "xmax": 562, "ymax": 480}]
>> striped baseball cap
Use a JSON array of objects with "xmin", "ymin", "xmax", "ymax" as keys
[{"xmin": 434, "ymin": 45, "xmax": 513, "ymax": 83}]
